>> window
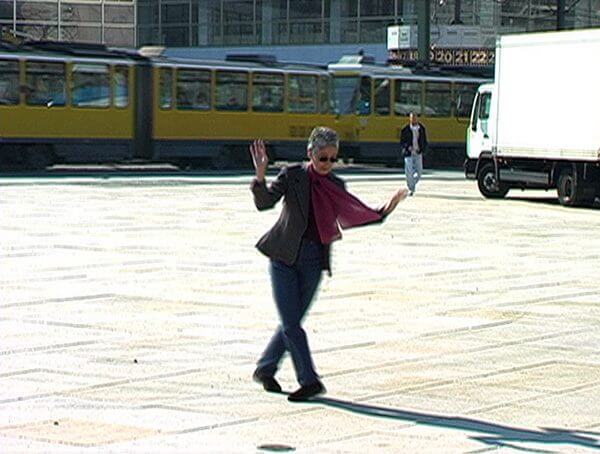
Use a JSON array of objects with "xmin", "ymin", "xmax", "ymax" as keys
[
  {"xmin": 340, "ymin": 20, "xmax": 358, "ymax": 43},
  {"xmin": 224, "ymin": 23, "xmax": 255, "ymax": 45},
  {"xmin": 105, "ymin": 5, "xmax": 134, "ymax": 24},
  {"xmin": 360, "ymin": 1, "xmax": 394, "ymax": 16},
  {"xmin": 159, "ymin": 67, "xmax": 173, "ymax": 109},
  {"xmin": 332, "ymin": 76, "xmax": 359, "ymax": 114},
  {"xmin": 0, "ymin": 60, "xmax": 20, "ymax": 105},
  {"xmin": 216, "ymin": 71, "xmax": 248, "ymax": 111},
  {"xmin": 479, "ymin": 92, "xmax": 491, "ymax": 120},
  {"xmin": 137, "ymin": 1, "xmax": 158, "ymax": 25},
  {"xmin": 60, "ymin": 3, "xmax": 101, "ymax": 22},
  {"xmin": 356, "ymin": 76, "xmax": 371, "ymax": 115},
  {"xmin": 223, "ymin": 1, "xmax": 254, "ymax": 22},
  {"xmin": 374, "ymin": 78, "xmax": 390, "ymax": 115},
  {"xmin": 394, "ymin": 80, "xmax": 421, "ymax": 115},
  {"xmin": 454, "ymin": 83, "xmax": 478, "ymax": 117},
  {"xmin": 289, "ymin": 21, "xmax": 323, "ymax": 44},
  {"xmin": 319, "ymin": 76, "xmax": 330, "ymax": 114},
  {"xmin": 113, "ymin": 65, "xmax": 129, "ymax": 108},
  {"xmin": 61, "ymin": 26, "xmax": 101, "ymax": 43},
  {"xmin": 17, "ymin": 1, "xmax": 58, "ymax": 20},
  {"xmin": 424, "ymin": 82, "xmax": 452, "ymax": 117},
  {"xmin": 360, "ymin": 20, "xmax": 388, "ymax": 43},
  {"xmin": 288, "ymin": 74, "xmax": 317, "ymax": 113},
  {"xmin": 105, "ymin": 27, "xmax": 135, "ymax": 47},
  {"xmin": 0, "ymin": 2, "xmax": 12, "ymax": 20},
  {"xmin": 470, "ymin": 91, "xmax": 492, "ymax": 133},
  {"xmin": 289, "ymin": 0, "xmax": 322, "ymax": 19},
  {"xmin": 25, "ymin": 61, "xmax": 66, "ymax": 107},
  {"xmin": 252, "ymin": 73, "xmax": 284, "ymax": 112},
  {"xmin": 163, "ymin": 26, "xmax": 190, "ymax": 46},
  {"xmin": 72, "ymin": 63, "xmax": 110, "ymax": 108},
  {"xmin": 340, "ymin": 0, "xmax": 358, "ymax": 17},
  {"xmin": 177, "ymin": 69, "xmax": 211, "ymax": 110},
  {"xmin": 162, "ymin": 2, "xmax": 189, "ymax": 24}
]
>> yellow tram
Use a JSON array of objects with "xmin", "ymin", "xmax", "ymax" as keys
[
  {"xmin": 0, "ymin": 42, "xmax": 487, "ymax": 170},
  {"xmin": 327, "ymin": 55, "xmax": 487, "ymax": 166}
]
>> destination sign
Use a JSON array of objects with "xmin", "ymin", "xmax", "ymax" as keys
[{"xmin": 389, "ymin": 47, "xmax": 495, "ymax": 67}]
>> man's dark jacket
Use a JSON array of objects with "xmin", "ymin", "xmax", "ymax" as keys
[{"xmin": 400, "ymin": 123, "xmax": 428, "ymax": 158}]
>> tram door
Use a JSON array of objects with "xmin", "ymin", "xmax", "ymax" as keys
[
  {"xmin": 354, "ymin": 77, "xmax": 398, "ymax": 164},
  {"xmin": 330, "ymin": 75, "xmax": 359, "ymax": 160}
]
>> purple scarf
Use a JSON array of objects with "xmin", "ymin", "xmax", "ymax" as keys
[{"xmin": 307, "ymin": 164, "xmax": 382, "ymax": 244}]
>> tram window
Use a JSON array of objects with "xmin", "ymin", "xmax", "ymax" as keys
[
  {"xmin": 394, "ymin": 80, "xmax": 421, "ymax": 115},
  {"xmin": 216, "ymin": 71, "xmax": 248, "ymax": 111},
  {"xmin": 113, "ymin": 65, "xmax": 129, "ymax": 108},
  {"xmin": 72, "ymin": 63, "xmax": 110, "ymax": 108},
  {"xmin": 356, "ymin": 76, "xmax": 371, "ymax": 115},
  {"xmin": 374, "ymin": 78, "xmax": 390, "ymax": 116},
  {"xmin": 319, "ymin": 76, "xmax": 330, "ymax": 114},
  {"xmin": 25, "ymin": 61, "xmax": 66, "ymax": 107},
  {"xmin": 0, "ymin": 60, "xmax": 20, "ymax": 105},
  {"xmin": 159, "ymin": 67, "xmax": 173, "ymax": 110},
  {"xmin": 424, "ymin": 82, "xmax": 451, "ymax": 117},
  {"xmin": 332, "ymin": 76, "xmax": 360, "ymax": 114},
  {"xmin": 454, "ymin": 83, "xmax": 478, "ymax": 117},
  {"xmin": 288, "ymin": 74, "xmax": 317, "ymax": 113},
  {"xmin": 252, "ymin": 73, "xmax": 283, "ymax": 113},
  {"xmin": 177, "ymin": 69, "xmax": 211, "ymax": 111}
]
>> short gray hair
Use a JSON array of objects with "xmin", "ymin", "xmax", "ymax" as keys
[{"xmin": 307, "ymin": 126, "xmax": 339, "ymax": 154}]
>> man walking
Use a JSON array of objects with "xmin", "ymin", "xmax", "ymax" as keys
[{"xmin": 400, "ymin": 112, "xmax": 428, "ymax": 195}]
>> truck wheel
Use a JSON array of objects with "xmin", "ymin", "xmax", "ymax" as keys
[
  {"xmin": 477, "ymin": 163, "xmax": 509, "ymax": 198},
  {"xmin": 557, "ymin": 166, "xmax": 597, "ymax": 207},
  {"xmin": 557, "ymin": 168, "xmax": 578, "ymax": 206}
]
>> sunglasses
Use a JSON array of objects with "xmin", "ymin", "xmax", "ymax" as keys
[{"xmin": 318, "ymin": 156, "xmax": 339, "ymax": 163}]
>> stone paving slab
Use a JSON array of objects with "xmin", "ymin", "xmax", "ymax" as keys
[{"xmin": 1, "ymin": 170, "xmax": 600, "ymax": 452}]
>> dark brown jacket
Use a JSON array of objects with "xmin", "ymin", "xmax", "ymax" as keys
[{"xmin": 250, "ymin": 164, "xmax": 345, "ymax": 273}]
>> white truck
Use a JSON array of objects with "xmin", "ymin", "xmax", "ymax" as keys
[{"xmin": 464, "ymin": 29, "xmax": 600, "ymax": 206}]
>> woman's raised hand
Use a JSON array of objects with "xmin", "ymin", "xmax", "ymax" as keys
[
  {"xmin": 249, "ymin": 139, "xmax": 268, "ymax": 182},
  {"xmin": 381, "ymin": 187, "xmax": 409, "ymax": 216}
]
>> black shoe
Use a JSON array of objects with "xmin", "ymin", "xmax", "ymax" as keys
[
  {"xmin": 287, "ymin": 380, "xmax": 325, "ymax": 402},
  {"xmin": 253, "ymin": 370, "xmax": 282, "ymax": 393}
]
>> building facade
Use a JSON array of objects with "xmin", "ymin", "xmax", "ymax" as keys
[
  {"xmin": 0, "ymin": 0, "xmax": 135, "ymax": 46},
  {"xmin": 136, "ymin": 0, "xmax": 600, "ymax": 47},
  {"xmin": 1, "ymin": 1, "xmax": 599, "ymax": 63}
]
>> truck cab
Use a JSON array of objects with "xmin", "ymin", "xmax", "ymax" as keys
[{"xmin": 465, "ymin": 83, "xmax": 494, "ymax": 179}]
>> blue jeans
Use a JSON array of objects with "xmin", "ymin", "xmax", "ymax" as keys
[
  {"xmin": 405, "ymin": 153, "xmax": 423, "ymax": 192},
  {"xmin": 256, "ymin": 240, "xmax": 323, "ymax": 386}
]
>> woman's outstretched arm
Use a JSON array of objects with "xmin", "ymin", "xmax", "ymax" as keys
[{"xmin": 380, "ymin": 187, "xmax": 409, "ymax": 216}]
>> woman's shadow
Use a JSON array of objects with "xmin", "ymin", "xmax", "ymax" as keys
[{"xmin": 304, "ymin": 396, "xmax": 600, "ymax": 452}]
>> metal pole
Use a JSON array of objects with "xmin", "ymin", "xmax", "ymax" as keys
[
  {"xmin": 453, "ymin": 0, "xmax": 463, "ymax": 25},
  {"xmin": 101, "ymin": 0, "xmax": 105, "ymax": 43},
  {"xmin": 134, "ymin": 0, "xmax": 138, "ymax": 47},
  {"xmin": 58, "ymin": 0, "xmax": 61, "ymax": 40},
  {"xmin": 158, "ymin": 0, "xmax": 162, "ymax": 45},
  {"xmin": 417, "ymin": 0, "xmax": 430, "ymax": 65},
  {"xmin": 557, "ymin": 0, "xmax": 566, "ymax": 30}
]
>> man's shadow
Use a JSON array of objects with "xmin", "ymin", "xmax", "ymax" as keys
[{"xmin": 305, "ymin": 396, "xmax": 600, "ymax": 452}]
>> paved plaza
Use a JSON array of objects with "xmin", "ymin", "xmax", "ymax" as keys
[{"xmin": 1, "ymin": 169, "xmax": 599, "ymax": 453}]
